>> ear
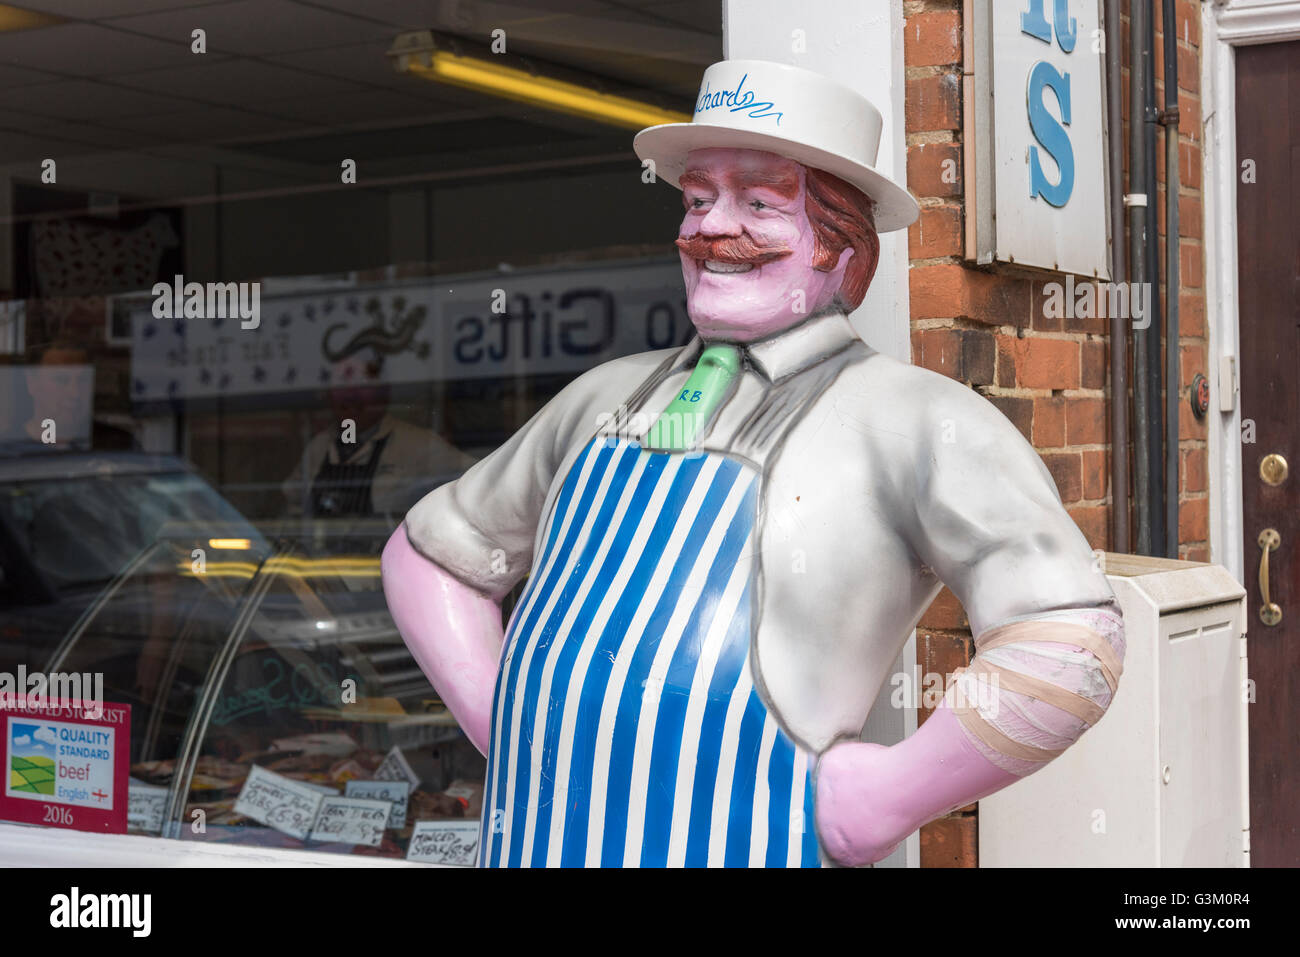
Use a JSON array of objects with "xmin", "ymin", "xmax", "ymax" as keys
[
  {"xmin": 857, "ymin": 230, "xmax": 881, "ymax": 294},
  {"xmin": 835, "ymin": 230, "xmax": 881, "ymax": 309},
  {"xmin": 823, "ymin": 245, "xmax": 854, "ymax": 290}
]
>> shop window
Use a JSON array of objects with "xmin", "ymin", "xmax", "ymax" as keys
[
  {"xmin": 0, "ymin": 0, "xmax": 718, "ymax": 863},
  {"xmin": 168, "ymin": 525, "xmax": 483, "ymax": 859}
]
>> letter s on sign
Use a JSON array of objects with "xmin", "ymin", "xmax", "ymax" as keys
[
  {"xmin": 557, "ymin": 289, "xmax": 615, "ymax": 356},
  {"xmin": 1027, "ymin": 61, "xmax": 1075, "ymax": 208}
]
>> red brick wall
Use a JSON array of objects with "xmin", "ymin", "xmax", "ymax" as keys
[
  {"xmin": 1153, "ymin": 0, "xmax": 1211, "ymax": 559},
  {"xmin": 902, "ymin": 0, "xmax": 1208, "ymax": 867}
]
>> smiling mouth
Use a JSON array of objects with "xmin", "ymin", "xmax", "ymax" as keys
[{"xmin": 702, "ymin": 260, "xmax": 755, "ymax": 274}]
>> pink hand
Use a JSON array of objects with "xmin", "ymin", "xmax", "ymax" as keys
[
  {"xmin": 814, "ymin": 704, "xmax": 1019, "ymax": 866},
  {"xmin": 814, "ymin": 741, "xmax": 910, "ymax": 865},
  {"xmin": 381, "ymin": 525, "xmax": 505, "ymax": 755}
]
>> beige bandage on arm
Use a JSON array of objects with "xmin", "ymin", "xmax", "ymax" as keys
[{"xmin": 944, "ymin": 606, "xmax": 1126, "ymax": 777}]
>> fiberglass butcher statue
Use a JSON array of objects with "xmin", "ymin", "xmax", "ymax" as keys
[{"xmin": 382, "ymin": 59, "xmax": 1126, "ymax": 867}]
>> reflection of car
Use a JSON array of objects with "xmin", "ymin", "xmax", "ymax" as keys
[{"xmin": 0, "ymin": 451, "xmax": 261, "ymax": 667}]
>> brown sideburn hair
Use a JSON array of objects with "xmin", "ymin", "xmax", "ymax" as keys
[{"xmin": 802, "ymin": 167, "xmax": 880, "ymax": 311}]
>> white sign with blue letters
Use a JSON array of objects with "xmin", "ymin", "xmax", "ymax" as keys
[{"xmin": 975, "ymin": 0, "xmax": 1110, "ymax": 278}]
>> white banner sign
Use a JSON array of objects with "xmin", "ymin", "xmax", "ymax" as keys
[{"xmin": 128, "ymin": 260, "xmax": 688, "ymax": 401}]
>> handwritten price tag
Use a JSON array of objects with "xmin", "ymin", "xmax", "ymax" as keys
[
  {"xmin": 309, "ymin": 796, "xmax": 391, "ymax": 847},
  {"xmin": 127, "ymin": 778, "xmax": 168, "ymax": 834},
  {"xmin": 373, "ymin": 745, "xmax": 420, "ymax": 790},
  {"xmin": 407, "ymin": 820, "xmax": 480, "ymax": 866},
  {"xmin": 232, "ymin": 765, "xmax": 324, "ymax": 841},
  {"xmin": 345, "ymin": 779, "xmax": 410, "ymax": 828}
]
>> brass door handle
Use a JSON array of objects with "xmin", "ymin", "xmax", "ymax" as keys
[{"xmin": 1258, "ymin": 528, "xmax": 1282, "ymax": 626}]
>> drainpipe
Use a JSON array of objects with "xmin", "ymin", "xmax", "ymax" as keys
[
  {"xmin": 1161, "ymin": 0, "xmax": 1181, "ymax": 558},
  {"xmin": 1129, "ymin": 0, "xmax": 1152, "ymax": 555},
  {"xmin": 1143, "ymin": 1, "xmax": 1166, "ymax": 556},
  {"xmin": 1106, "ymin": 0, "xmax": 1129, "ymax": 554}
]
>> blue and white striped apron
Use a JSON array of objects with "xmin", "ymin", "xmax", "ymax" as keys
[{"xmin": 478, "ymin": 436, "xmax": 821, "ymax": 867}]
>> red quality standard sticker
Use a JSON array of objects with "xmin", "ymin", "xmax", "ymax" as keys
[{"xmin": 0, "ymin": 699, "xmax": 130, "ymax": 833}]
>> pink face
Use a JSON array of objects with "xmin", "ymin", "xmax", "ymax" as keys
[{"xmin": 676, "ymin": 147, "xmax": 853, "ymax": 343}]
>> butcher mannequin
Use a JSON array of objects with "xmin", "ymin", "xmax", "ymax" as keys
[{"xmin": 383, "ymin": 60, "xmax": 1125, "ymax": 867}]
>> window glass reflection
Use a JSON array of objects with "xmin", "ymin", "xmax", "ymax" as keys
[
  {"xmin": 0, "ymin": 0, "xmax": 719, "ymax": 860},
  {"xmin": 174, "ymin": 527, "xmax": 483, "ymax": 858}
]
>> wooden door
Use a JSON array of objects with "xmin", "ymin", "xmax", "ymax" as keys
[{"xmin": 1236, "ymin": 39, "xmax": 1300, "ymax": 868}]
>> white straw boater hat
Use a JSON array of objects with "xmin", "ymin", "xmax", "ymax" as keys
[{"xmin": 634, "ymin": 59, "xmax": 919, "ymax": 233}]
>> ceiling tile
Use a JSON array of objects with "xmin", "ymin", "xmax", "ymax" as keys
[
  {"xmin": 273, "ymin": 40, "xmax": 460, "ymax": 102},
  {"xmin": 567, "ymin": 0, "xmax": 682, "ymax": 25},
  {"xmin": 630, "ymin": 0, "xmax": 721, "ymax": 34},
  {"xmin": 0, "ymin": 78, "xmax": 194, "ymax": 120},
  {"xmin": 0, "ymin": 61, "xmax": 63, "ymax": 86},
  {"xmin": 112, "ymin": 57, "xmax": 361, "ymax": 103},
  {"xmin": 0, "ymin": 109, "xmax": 48, "ymax": 127},
  {"xmin": 0, "ymin": 23, "xmax": 191, "ymax": 76},
  {"xmin": 0, "ymin": 129, "xmax": 85, "ymax": 163},
  {"xmin": 301, "ymin": 0, "xmax": 458, "ymax": 30},
  {"xmin": 254, "ymin": 88, "xmax": 456, "ymax": 126},
  {"xmin": 112, "ymin": 0, "xmax": 398, "ymax": 56},
  {"xmin": 108, "ymin": 104, "xmax": 308, "ymax": 142},
  {"xmin": 13, "ymin": 0, "xmax": 217, "ymax": 16},
  {"xmin": 537, "ymin": 0, "xmax": 619, "ymax": 12},
  {"xmin": 19, "ymin": 118, "xmax": 167, "ymax": 151}
]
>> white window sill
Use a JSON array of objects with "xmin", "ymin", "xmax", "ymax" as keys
[{"xmin": 0, "ymin": 821, "xmax": 444, "ymax": 867}]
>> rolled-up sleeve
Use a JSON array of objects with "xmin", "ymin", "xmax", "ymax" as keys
[
  {"xmin": 904, "ymin": 374, "xmax": 1117, "ymax": 634},
  {"xmin": 403, "ymin": 354, "xmax": 664, "ymax": 601},
  {"xmin": 403, "ymin": 406, "xmax": 567, "ymax": 600}
]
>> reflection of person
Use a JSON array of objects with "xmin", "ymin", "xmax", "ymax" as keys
[
  {"xmin": 282, "ymin": 348, "xmax": 475, "ymax": 522},
  {"xmin": 16, "ymin": 341, "xmax": 94, "ymax": 450},
  {"xmin": 383, "ymin": 61, "xmax": 1126, "ymax": 868}
]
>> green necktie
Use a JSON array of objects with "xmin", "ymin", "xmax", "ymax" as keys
[{"xmin": 644, "ymin": 343, "xmax": 741, "ymax": 451}]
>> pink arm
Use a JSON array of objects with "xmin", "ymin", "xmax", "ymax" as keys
[
  {"xmin": 814, "ymin": 703, "xmax": 1017, "ymax": 866},
  {"xmin": 380, "ymin": 524, "xmax": 504, "ymax": 756},
  {"xmin": 816, "ymin": 608, "xmax": 1125, "ymax": 866}
]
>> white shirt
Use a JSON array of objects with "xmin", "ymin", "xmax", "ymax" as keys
[
  {"xmin": 405, "ymin": 310, "xmax": 1116, "ymax": 753},
  {"xmin": 284, "ymin": 413, "xmax": 477, "ymax": 520}
]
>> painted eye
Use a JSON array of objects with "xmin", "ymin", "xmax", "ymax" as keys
[
  {"xmin": 691, "ymin": 198, "xmax": 707, "ymax": 208},
  {"xmin": 751, "ymin": 200, "xmax": 767, "ymax": 210}
]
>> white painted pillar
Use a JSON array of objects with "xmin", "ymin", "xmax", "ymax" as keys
[
  {"xmin": 722, "ymin": 0, "xmax": 912, "ymax": 362},
  {"xmin": 723, "ymin": 0, "xmax": 918, "ymax": 868}
]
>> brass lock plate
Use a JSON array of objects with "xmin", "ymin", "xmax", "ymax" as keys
[{"xmin": 1260, "ymin": 453, "xmax": 1289, "ymax": 487}]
